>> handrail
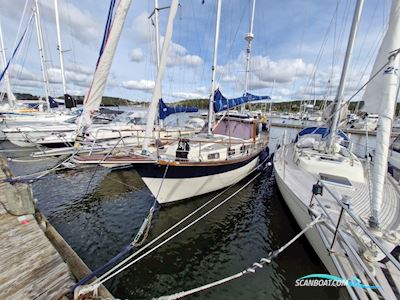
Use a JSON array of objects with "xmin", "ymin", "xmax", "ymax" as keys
[
  {"xmin": 310, "ymin": 196, "xmax": 388, "ymax": 298},
  {"xmin": 318, "ymin": 181, "xmax": 400, "ymax": 271}
]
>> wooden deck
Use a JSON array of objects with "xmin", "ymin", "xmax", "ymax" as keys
[
  {"xmin": 0, "ymin": 174, "xmax": 75, "ymax": 299},
  {"xmin": 0, "ymin": 157, "xmax": 114, "ymax": 300}
]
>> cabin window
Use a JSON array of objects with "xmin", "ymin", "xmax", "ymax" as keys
[
  {"xmin": 228, "ymin": 148, "xmax": 235, "ymax": 156},
  {"xmin": 319, "ymin": 173, "xmax": 352, "ymax": 187},
  {"xmin": 208, "ymin": 153, "xmax": 220, "ymax": 160},
  {"xmin": 240, "ymin": 145, "xmax": 245, "ymax": 153}
]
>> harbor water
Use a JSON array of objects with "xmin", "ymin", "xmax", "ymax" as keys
[{"xmin": 3, "ymin": 119, "xmax": 377, "ymax": 299}]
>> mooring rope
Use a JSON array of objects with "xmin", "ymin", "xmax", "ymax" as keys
[
  {"xmin": 73, "ymin": 153, "xmax": 272, "ymax": 299},
  {"xmin": 72, "ymin": 162, "xmax": 170, "ymax": 292},
  {"xmin": 154, "ymin": 215, "xmax": 323, "ymax": 300}
]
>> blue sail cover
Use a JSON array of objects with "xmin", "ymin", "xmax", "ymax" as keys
[
  {"xmin": 213, "ymin": 89, "xmax": 270, "ymax": 113},
  {"xmin": 49, "ymin": 96, "xmax": 59, "ymax": 108},
  {"xmin": 295, "ymin": 127, "xmax": 349, "ymax": 142},
  {"xmin": 159, "ymin": 99, "xmax": 198, "ymax": 120}
]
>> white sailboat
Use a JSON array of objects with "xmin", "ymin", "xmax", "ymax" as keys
[
  {"xmin": 11, "ymin": 1, "xmax": 200, "ymax": 155},
  {"xmin": 0, "ymin": 0, "xmax": 79, "ymax": 134},
  {"xmin": 134, "ymin": 0, "xmax": 270, "ymax": 204},
  {"xmin": 273, "ymin": 0, "xmax": 400, "ymax": 298}
]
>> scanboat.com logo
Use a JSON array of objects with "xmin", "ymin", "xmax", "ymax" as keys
[{"xmin": 295, "ymin": 274, "xmax": 381, "ymax": 289}]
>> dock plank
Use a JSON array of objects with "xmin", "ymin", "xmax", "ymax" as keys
[{"xmin": 0, "ymin": 211, "xmax": 75, "ymax": 300}]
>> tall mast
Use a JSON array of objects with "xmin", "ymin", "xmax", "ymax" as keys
[
  {"xmin": 243, "ymin": 0, "xmax": 256, "ymax": 95},
  {"xmin": 154, "ymin": 0, "xmax": 161, "ymax": 69},
  {"xmin": 269, "ymin": 80, "xmax": 275, "ymax": 114},
  {"xmin": 0, "ymin": 22, "xmax": 16, "ymax": 107},
  {"xmin": 327, "ymin": 0, "xmax": 364, "ymax": 149},
  {"xmin": 207, "ymin": 0, "xmax": 222, "ymax": 135},
  {"xmin": 142, "ymin": 0, "xmax": 180, "ymax": 152},
  {"xmin": 33, "ymin": 0, "xmax": 51, "ymax": 111},
  {"xmin": 54, "ymin": 0, "xmax": 67, "ymax": 95}
]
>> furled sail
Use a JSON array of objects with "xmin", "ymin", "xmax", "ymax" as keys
[
  {"xmin": 79, "ymin": 0, "xmax": 132, "ymax": 129},
  {"xmin": 142, "ymin": 0, "xmax": 180, "ymax": 152},
  {"xmin": 364, "ymin": 0, "xmax": 400, "ymax": 226},
  {"xmin": 158, "ymin": 99, "xmax": 198, "ymax": 120},
  {"xmin": 213, "ymin": 88, "xmax": 270, "ymax": 113},
  {"xmin": 362, "ymin": 0, "xmax": 400, "ymax": 115}
]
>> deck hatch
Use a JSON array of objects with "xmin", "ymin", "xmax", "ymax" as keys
[{"xmin": 319, "ymin": 173, "xmax": 352, "ymax": 187}]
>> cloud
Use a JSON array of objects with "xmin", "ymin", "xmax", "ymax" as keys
[
  {"xmin": 40, "ymin": 1, "xmax": 102, "ymax": 46},
  {"xmin": 8, "ymin": 64, "xmax": 37, "ymax": 81},
  {"xmin": 122, "ymin": 80, "xmax": 155, "ymax": 91},
  {"xmin": 130, "ymin": 48, "xmax": 144, "ymax": 62},
  {"xmin": 166, "ymin": 41, "xmax": 203, "ymax": 67},
  {"xmin": 47, "ymin": 67, "xmax": 93, "ymax": 87},
  {"xmin": 131, "ymin": 12, "xmax": 153, "ymax": 43},
  {"xmin": 252, "ymin": 56, "xmax": 314, "ymax": 83},
  {"xmin": 170, "ymin": 91, "xmax": 207, "ymax": 99}
]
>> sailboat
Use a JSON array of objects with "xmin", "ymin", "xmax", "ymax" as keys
[
  {"xmin": 273, "ymin": 0, "xmax": 400, "ymax": 298},
  {"xmin": 134, "ymin": 0, "xmax": 270, "ymax": 204},
  {"xmin": 0, "ymin": 0, "xmax": 80, "ymax": 136},
  {"xmin": 2, "ymin": 0, "xmax": 198, "ymax": 151}
]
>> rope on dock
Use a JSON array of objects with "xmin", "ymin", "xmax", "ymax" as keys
[
  {"xmin": 154, "ymin": 215, "xmax": 323, "ymax": 300},
  {"xmin": 73, "ymin": 153, "xmax": 272, "ymax": 299}
]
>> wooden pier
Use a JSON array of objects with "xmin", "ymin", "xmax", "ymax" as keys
[{"xmin": 0, "ymin": 157, "xmax": 114, "ymax": 300}]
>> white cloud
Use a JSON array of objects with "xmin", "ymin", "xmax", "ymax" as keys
[
  {"xmin": 122, "ymin": 80, "xmax": 155, "ymax": 91},
  {"xmin": 40, "ymin": 1, "xmax": 102, "ymax": 46},
  {"xmin": 131, "ymin": 12, "xmax": 153, "ymax": 43},
  {"xmin": 221, "ymin": 75, "xmax": 238, "ymax": 83},
  {"xmin": 171, "ymin": 91, "xmax": 207, "ymax": 99},
  {"xmin": 218, "ymin": 52, "xmax": 315, "ymax": 93},
  {"xmin": 167, "ymin": 41, "xmax": 203, "ymax": 67},
  {"xmin": 8, "ymin": 64, "xmax": 37, "ymax": 81},
  {"xmin": 252, "ymin": 56, "xmax": 313, "ymax": 83},
  {"xmin": 130, "ymin": 48, "xmax": 144, "ymax": 62}
]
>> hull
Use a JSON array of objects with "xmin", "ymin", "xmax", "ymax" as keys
[
  {"xmin": 136, "ymin": 155, "xmax": 260, "ymax": 204},
  {"xmin": 273, "ymin": 153, "xmax": 339, "ymax": 276}
]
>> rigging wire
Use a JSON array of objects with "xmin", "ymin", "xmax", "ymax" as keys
[{"xmin": 73, "ymin": 154, "xmax": 273, "ymax": 297}]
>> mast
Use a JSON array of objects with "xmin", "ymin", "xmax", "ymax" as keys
[
  {"xmin": 242, "ymin": 0, "xmax": 256, "ymax": 106},
  {"xmin": 269, "ymin": 80, "xmax": 275, "ymax": 114},
  {"xmin": 364, "ymin": 0, "xmax": 400, "ymax": 228},
  {"xmin": 54, "ymin": 0, "xmax": 67, "ymax": 96},
  {"xmin": 327, "ymin": 0, "xmax": 364, "ymax": 149},
  {"xmin": 0, "ymin": 22, "xmax": 16, "ymax": 107},
  {"xmin": 33, "ymin": 0, "xmax": 51, "ymax": 111},
  {"xmin": 142, "ymin": 0, "xmax": 180, "ymax": 152},
  {"xmin": 207, "ymin": 0, "xmax": 222, "ymax": 135},
  {"xmin": 154, "ymin": 0, "xmax": 161, "ymax": 69}
]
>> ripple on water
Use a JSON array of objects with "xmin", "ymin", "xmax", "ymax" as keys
[{"xmin": 8, "ymin": 156, "xmax": 339, "ymax": 300}]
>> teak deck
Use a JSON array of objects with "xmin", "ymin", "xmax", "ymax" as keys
[
  {"xmin": 0, "ymin": 208, "xmax": 75, "ymax": 299},
  {"xmin": 0, "ymin": 157, "xmax": 113, "ymax": 300}
]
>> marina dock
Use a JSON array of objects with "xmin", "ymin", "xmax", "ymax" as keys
[{"xmin": 0, "ymin": 157, "xmax": 113, "ymax": 300}]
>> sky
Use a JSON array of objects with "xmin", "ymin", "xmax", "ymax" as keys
[{"xmin": 0, "ymin": 0, "xmax": 392, "ymax": 103}]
